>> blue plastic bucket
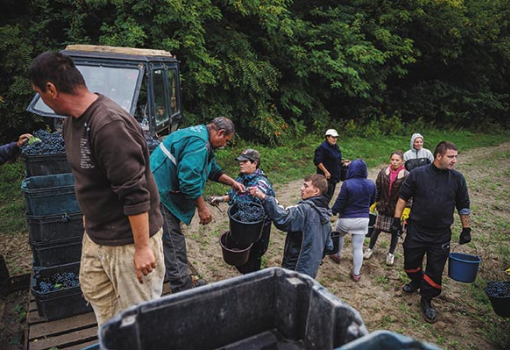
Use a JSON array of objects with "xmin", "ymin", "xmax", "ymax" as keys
[{"xmin": 448, "ymin": 252, "xmax": 481, "ymax": 283}]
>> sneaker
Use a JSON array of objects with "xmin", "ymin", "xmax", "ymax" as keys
[
  {"xmin": 350, "ymin": 271, "xmax": 361, "ymax": 282},
  {"xmin": 329, "ymin": 254, "xmax": 341, "ymax": 264},
  {"xmin": 402, "ymin": 282, "xmax": 420, "ymax": 294},
  {"xmin": 420, "ymin": 298, "xmax": 437, "ymax": 323},
  {"xmin": 363, "ymin": 248, "xmax": 373, "ymax": 260},
  {"xmin": 386, "ymin": 253, "xmax": 395, "ymax": 266}
]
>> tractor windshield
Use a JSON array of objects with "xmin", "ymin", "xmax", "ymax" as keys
[{"xmin": 29, "ymin": 64, "xmax": 142, "ymax": 117}]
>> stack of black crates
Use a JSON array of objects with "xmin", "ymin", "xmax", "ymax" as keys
[{"xmin": 21, "ymin": 151, "xmax": 92, "ymax": 320}]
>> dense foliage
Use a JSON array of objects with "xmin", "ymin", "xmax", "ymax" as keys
[{"xmin": 1, "ymin": 0, "xmax": 509, "ymax": 144}]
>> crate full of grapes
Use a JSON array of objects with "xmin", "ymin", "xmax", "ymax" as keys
[
  {"xmin": 31, "ymin": 262, "xmax": 92, "ymax": 320},
  {"xmin": 21, "ymin": 130, "xmax": 71, "ymax": 177}
]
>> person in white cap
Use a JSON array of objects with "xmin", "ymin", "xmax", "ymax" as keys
[{"xmin": 313, "ymin": 129, "xmax": 349, "ymax": 203}]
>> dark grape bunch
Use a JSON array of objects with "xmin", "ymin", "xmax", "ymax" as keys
[
  {"xmin": 37, "ymin": 271, "xmax": 80, "ymax": 293},
  {"xmin": 231, "ymin": 201, "xmax": 265, "ymax": 223},
  {"xmin": 21, "ymin": 129, "xmax": 66, "ymax": 155},
  {"xmin": 485, "ymin": 281, "xmax": 510, "ymax": 297},
  {"xmin": 145, "ymin": 135, "xmax": 161, "ymax": 154}
]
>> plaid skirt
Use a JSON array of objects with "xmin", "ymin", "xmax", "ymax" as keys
[{"xmin": 374, "ymin": 213, "xmax": 392, "ymax": 232}]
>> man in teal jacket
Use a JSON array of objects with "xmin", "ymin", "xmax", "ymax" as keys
[{"xmin": 151, "ymin": 117, "xmax": 244, "ymax": 292}]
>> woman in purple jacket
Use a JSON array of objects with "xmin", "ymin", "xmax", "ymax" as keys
[
  {"xmin": 0, "ymin": 133, "xmax": 32, "ymax": 297},
  {"xmin": 330, "ymin": 159, "xmax": 376, "ymax": 282},
  {"xmin": 0, "ymin": 134, "xmax": 32, "ymax": 165}
]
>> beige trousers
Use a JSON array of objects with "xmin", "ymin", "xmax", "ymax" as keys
[{"xmin": 79, "ymin": 228, "xmax": 165, "ymax": 327}]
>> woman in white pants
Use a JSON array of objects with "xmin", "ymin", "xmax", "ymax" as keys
[
  {"xmin": 330, "ymin": 159, "xmax": 376, "ymax": 282},
  {"xmin": 335, "ymin": 219, "xmax": 369, "ymax": 281}
]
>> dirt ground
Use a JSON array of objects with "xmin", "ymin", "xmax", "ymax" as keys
[{"xmin": 1, "ymin": 143, "xmax": 509, "ymax": 349}]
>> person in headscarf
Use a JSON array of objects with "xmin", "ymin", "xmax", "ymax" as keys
[{"xmin": 403, "ymin": 133, "xmax": 434, "ymax": 171}]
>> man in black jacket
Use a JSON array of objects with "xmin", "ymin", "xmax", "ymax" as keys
[{"xmin": 392, "ymin": 141, "xmax": 471, "ymax": 323}]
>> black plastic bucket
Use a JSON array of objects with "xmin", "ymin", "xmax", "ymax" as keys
[
  {"xmin": 485, "ymin": 281, "xmax": 510, "ymax": 318},
  {"xmin": 331, "ymin": 232, "xmax": 340, "ymax": 254},
  {"xmin": 219, "ymin": 231, "xmax": 252, "ymax": 266},
  {"xmin": 366, "ymin": 213, "xmax": 377, "ymax": 237},
  {"xmin": 448, "ymin": 252, "xmax": 481, "ymax": 283},
  {"xmin": 228, "ymin": 202, "xmax": 265, "ymax": 244}
]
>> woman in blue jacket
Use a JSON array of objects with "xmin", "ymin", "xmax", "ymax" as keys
[{"xmin": 330, "ymin": 159, "xmax": 376, "ymax": 282}]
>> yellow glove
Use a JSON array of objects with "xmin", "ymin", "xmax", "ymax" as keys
[
  {"xmin": 370, "ymin": 202, "xmax": 378, "ymax": 213},
  {"xmin": 401, "ymin": 208, "xmax": 411, "ymax": 220}
]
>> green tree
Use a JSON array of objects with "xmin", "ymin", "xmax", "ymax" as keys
[{"xmin": 0, "ymin": 0, "xmax": 509, "ymax": 144}]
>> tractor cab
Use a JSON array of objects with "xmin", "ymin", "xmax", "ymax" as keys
[{"xmin": 27, "ymin": 45, "xmax": 183, "ymax": 137}]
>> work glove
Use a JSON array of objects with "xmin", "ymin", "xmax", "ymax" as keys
[
  {"xmin": 401, "ymin": 208, "xmax": 411, "ymax": 221},
  {"xmin": 390, "ymin": 217, "xmax": 402, "ymax": 237},
  {"xmin": 369, "ymin": 202, "xmax": 378, "ymax": 213},
  {"xmin": 209, "ymin": 196, "xmax": 224, "ymax": 206},
  {"xmin": 459, "ymin": 227, "xmax": 472, "ymax": 245}
]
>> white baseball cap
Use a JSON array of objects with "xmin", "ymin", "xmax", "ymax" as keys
[{"xmin": 325, "ymin": 129, "xmax": 339, "ymax": 137}]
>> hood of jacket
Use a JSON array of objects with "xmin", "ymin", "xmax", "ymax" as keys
[
  {"xmin": 301, "ymin": 196, "xmax": 331, "ymax": 224},
  {"xmin": 345, "ymin": 159, "xmax": 368, "ymax": 180},
  {"xmin": 410, "ymin": 133, "xmax": 424, "ymax": 151}
]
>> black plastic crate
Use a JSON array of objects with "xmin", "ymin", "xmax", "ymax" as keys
[
  {"xmin": 99, "ymin": 267, "xmax": 368, "ymax": 350},
  {"xmin": 31, "ymin": 262, "xmax": 92, "ymax": 321},
  {"xmin": 27, "ymin": 212, "xmax": 84, "ymax": 243},
  {"xmin": 22, "ymin": 173, "xmax": 81, "ymax": 216},
  {"xmin": 31, "ymin": 237, "xmax": 82, "ymax": 267},
  {"xmin": 22, "ymin": 153, "xmax": 71, "ymax": 177}
]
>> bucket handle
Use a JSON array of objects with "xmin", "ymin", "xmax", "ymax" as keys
[
  {"xmin": 231, "ymin": 191, "xmax": 250, "ymax": 204},
  {"xmin": 451, "ymin": 240, "xmax": 479, "ymax": 257}
]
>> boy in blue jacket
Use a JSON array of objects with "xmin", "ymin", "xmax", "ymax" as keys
[{"xmin": 249, "ymin": 174, "xmax": 333, "ymax": 278}]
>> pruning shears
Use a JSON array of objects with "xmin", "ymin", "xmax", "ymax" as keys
[{"xmin": 205, "ymin": 196, "xmax": 223, "ymax": 213}]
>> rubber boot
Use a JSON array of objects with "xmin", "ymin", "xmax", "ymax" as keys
[
  {"xmin": 421, "ymin": 298, "xmax": 437, "ymax": 323},
  {"xmin": 402, "ymin": 281, "xmax": 420, "ymax": 294}
]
